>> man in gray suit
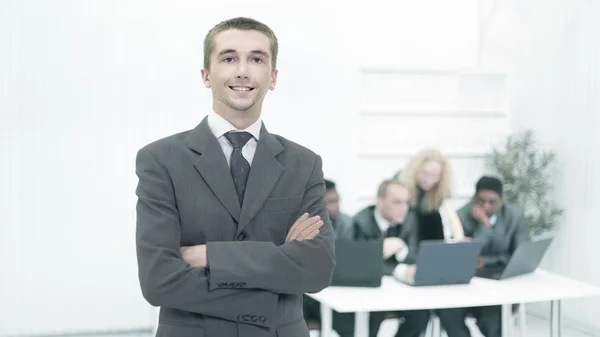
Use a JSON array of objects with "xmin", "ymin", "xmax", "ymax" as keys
[
  {"xmin": 135, "ymin": 17, "xmax": 335, "ymax": 337},
  {"xmin": 435, "ymin": 176, "xmax": 531, "ymax": 337},
  {"xmin": 323, "ymin": 179, "xmax": 354, "ymax": 240},
  {"xmin": 303, "ymin": 179, "xmax": 353, "ymax": 328}
]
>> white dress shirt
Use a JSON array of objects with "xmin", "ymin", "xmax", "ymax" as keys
[
  {"xmin": 489, "ymin": 214, "xmax": 498, "ymax": 226},
  {"xmin": 206, "ymin": 111, "xmax": 262, "ymax": 166}
]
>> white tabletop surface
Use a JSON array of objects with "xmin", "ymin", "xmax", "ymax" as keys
[{"xmin": 307, "ymin": 270, "xmax": 600, "ymax": 313}]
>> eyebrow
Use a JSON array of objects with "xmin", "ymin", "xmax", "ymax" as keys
[{"xmin": 217, "ymin": 49, "xmax": 270, "ymax": 58}]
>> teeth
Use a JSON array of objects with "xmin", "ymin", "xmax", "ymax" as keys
[{"xmin": 231, "ymin": 86, "xmax": 251, "ymax": 91}]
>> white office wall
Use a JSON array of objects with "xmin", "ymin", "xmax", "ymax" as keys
[
  {"xmin": 480, "ymin": 0, "xmax": 600, "ymax": 331},
  {"xmin": 0, "ymin": 0, "xmax": 479, "ymax": 335}
]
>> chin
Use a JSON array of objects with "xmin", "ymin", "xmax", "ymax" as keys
[{"xmin": 227, "ymin": 101, "xmax": 255, "ymax": 112}]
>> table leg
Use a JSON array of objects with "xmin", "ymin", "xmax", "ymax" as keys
[
  {"xmin": 550, "ymin": 300, "xmax": 562, "ymax": 337},
  {"xmin": 501, "ymin": 304, "xmax": 511, "ymax": 337},
  {"xmin": 320, "ymin": 303, "xmax": 333, "ymax": 337},
  {"xmin": 354, "ymin": 311, "xmax": 369, "ymax": 337}
]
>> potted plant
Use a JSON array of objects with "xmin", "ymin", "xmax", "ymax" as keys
[{"xmin": 485, "ymin": 129, "xmax": 563, "ymax": 236}]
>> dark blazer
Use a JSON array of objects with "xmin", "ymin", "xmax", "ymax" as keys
[
  {"xmin": 458, "ymin": 201, "xmax": 531, "ymax": 266},
  {"xmin": 135, "ymin": 117, "xmax": 335, "ymax": 337},
  {"xmin": 353, "ymin": 205, "xmax": 417, "ymax": 274},
  {"xmin": 333, "ymin": 212, "xmax": 355, "ymax": 240}
]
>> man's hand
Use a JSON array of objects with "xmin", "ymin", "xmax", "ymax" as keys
[
  {"xmin": 471, "ymin": 205, "xmax": 490, "ymax": 227},
  {"xmin": 180, "ymin": 245, "xmax": 207, "ymax": 268},
  {"xmin": 405, "ymin": 265, "xmax": 416, "ymax": 279},
  {"xmin": 285, "ymin": 213, "xmax": 323, "ymax": 243},
  {"xmin": 383, "ymin": 237, "xmax": 406, "ymax": 259},
  {"xmin": 476, "ymin": 256, "xmax": 485, "ymax": 269}
]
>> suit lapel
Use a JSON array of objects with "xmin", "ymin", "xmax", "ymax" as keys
[
  {"xmin": 368, "ymin": 208, "xmax": 384, "ymax": 239},
  {"xmin": 490, "ymin": 209, "xmax": 507, "ymax": 239},
  {"xmin": 188, "ymin": 117, "xmax": 241, "ymax": 223},
  {"xmin": 237, "ymin": 125, "xmax": 284, "ymax": 235}
]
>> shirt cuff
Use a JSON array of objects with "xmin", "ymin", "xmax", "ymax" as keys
[
  {"xmin": 393, "ymin": 264, "xmax": 409, "ymax": 281},
  {"xmin": 395, "ymin": 246, "xmax": 409, "ymax": 262}
]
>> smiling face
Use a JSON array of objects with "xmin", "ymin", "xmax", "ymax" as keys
[{"xmin": 201, "ymin": 29, "xmax": 278, "ymax": 121}]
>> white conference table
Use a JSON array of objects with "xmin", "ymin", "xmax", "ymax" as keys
[{"xmin": 307, "ymin": 270, "xmax": 600, "ymax": 337}]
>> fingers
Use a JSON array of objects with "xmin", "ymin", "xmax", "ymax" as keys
[
  {"xmin": 285, "ymin": 213, "xmax": 309, "ymax": 242},
  {"xmin": 298, "ymin": 218, "xmax": 324, "ymax": 239},
  {"xmin": 286, "ymin": 214, "xmax": 310, "ymax": 242},
  {"xmin": 286, "ymin": 213, "xmax": 322, "ymax": 242},
  {"xmin": 303, "ymin": 229, "xmax": 320, "ymax": 240}
]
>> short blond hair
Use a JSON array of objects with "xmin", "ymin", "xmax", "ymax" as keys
[
  {"xmin": 377, "ymin": 179, "xmax": 409, "ymax": 199},
  {"xmin": 399, "ymin": 148, "xmax": 453, "ymax": 212}
]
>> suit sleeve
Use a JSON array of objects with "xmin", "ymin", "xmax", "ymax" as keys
[
  {"xmin": 390, "ymin": 211, "xmax": 419, "ymax": 280},
  {"xmin": 337, "ymin": 215, "xmax": 356, "ymax": 240},
  {"xmin": 205, "ymin": 155, "xmax": 336, "ymax": 294},
  {"xmin": 483, "ymin": 209, "xmax": 531, "ymax": 266},
  {"xmin": 400, "ymin": 211, "xmax": 419, "ymax": 265},
  {"xmin": 135, "ymin": 148, "xmax": 278, "ymax": 328}
]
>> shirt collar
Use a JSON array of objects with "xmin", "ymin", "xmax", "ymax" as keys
[
  {"xmin": 374, "ymin": 207, "xmax": 392, "ymax": 233},
  {"xmin": 207, "ymin": 111, "xmax": 262, "ymax": 141}
]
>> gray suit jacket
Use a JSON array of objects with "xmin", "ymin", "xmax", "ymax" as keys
[
  {"xmin": 457, "ymin": 201, "xmax": 531, "ymax": 266},
  {"xmin": 332, "ymin": 212, "xmax": 354, "ymax": 240},
  {"xmin": 135, "ymin": 117, "xmax": 335, "ymax": 337}
]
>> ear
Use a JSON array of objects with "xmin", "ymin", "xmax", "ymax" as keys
[
  {"xmin": 269, "ymin": 69, "xmax": 278, "ymax": 90},
  {"xmin": 201, "ymin": 69, "xmax": 211, "ymax": 88}
]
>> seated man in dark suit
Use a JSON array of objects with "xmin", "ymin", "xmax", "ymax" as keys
[
  {"xmin": 303, "ymin": 179, "xmax": 354, "ymax": 329},
  {"xmin": 324, "ymin": 179, "xmax": 355, "ymax": 240},
  {"xmin": 332, "ymin": 179, "xmax": 430, "ymax": 337},
  {"xmin": 435, "ymin": 176, "xmax": 531, "ymax": 337}
]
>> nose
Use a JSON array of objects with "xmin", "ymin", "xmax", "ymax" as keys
[{"xmin": 235, "ymin": 60, "xmax": 249, "ymax": 79}]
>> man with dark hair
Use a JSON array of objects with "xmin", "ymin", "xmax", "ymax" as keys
[
  {"xmin": 303, "ymin": 179, "xmax": 353, "ymax": 329},
  {"xmin": 331, "ymin": 179, "xmax": 430, "ymax": 337},
  {"xmin": 435, "ymin": 175, "xmax": 531, "ymax": 337},
  {"xmin": 135, "ymin": 17, "xmax": 335, "ymax": 337},
  {"xmin": 323, "ymin": 179, "xmax": 354, "ymax": 240}
]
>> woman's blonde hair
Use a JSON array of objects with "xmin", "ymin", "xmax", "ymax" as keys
[{"xmin": 399, "ymin": 148, "xmax": 453, "ymax": 212}]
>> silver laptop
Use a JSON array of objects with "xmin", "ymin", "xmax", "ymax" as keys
[
  {"xmin": 476, "ymin": 237, "xmax": 553, "ymax": 280},
  {"xmin": 401, "ymin": 240, "xmax": 483, "ymax": 286}
]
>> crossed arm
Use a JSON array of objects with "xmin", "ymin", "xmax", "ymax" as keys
[
  {"xmin": 180, "ymin": 212, "xmax": 324, "ymax": 273},
  {"xmin": 135, "ymin": 148, "xmax": 335, "ymax": 328}
]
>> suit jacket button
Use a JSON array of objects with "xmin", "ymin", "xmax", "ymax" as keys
[{"xmin": 237, "ymin": 232, "xmax": 247, "ymax": 241}]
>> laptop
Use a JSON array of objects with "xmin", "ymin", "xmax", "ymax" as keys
[
  {"xmin": 330, "ymin": 240, "xmax": 384, "ymax": 287},
  {"xmin": 476, "ymin": 237, "xmax": 553, "ymax": 280},
  {"xmin": 400, "ymin": 240, "xmax": 484, "ymax": 286}
]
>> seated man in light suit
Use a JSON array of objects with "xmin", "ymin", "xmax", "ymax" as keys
[
  {"xmin": 332, "ymin": 179, "xmax": 430, "ymax": 337},
  {"xmin": 435, "ymin": 176, "xmax": 531, "ymax": 337},
  {"xmin": 303, "ymin": 178, "xmax": 354, "ymax": 328}
]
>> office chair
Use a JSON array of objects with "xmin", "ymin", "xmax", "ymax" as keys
[{"xmin": 426, "ymin": 303, "xmax": 527, "ymax": 337}]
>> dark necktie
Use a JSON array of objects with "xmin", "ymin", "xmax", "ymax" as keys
[
  {"xmin": 385, "ymin": 224, "xmax": 401, "ymax": 238},
  {"xmin": 224, "ymin": 131, "xmax": 253, "ymax": 206}
]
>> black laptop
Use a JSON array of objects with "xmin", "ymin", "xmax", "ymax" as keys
[
  {"xmin": 476, "ymin": 237, "xmax": 553, "ymax": 280},
  {"xmin": 399, "ymin": 240, "xmax": 484, "ymax": 286},
  {"xmin": 330, "ymin": 240, "xmax": 383, "ymax": 287}
]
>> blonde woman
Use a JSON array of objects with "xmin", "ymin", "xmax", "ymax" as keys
[
  {"xmin": 397, "ymin": 148, "xmax": 471, "ymax": 337},
  {"xmin": 399, "ymin": 148, "xmax": 465, "ymax": 242}
]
